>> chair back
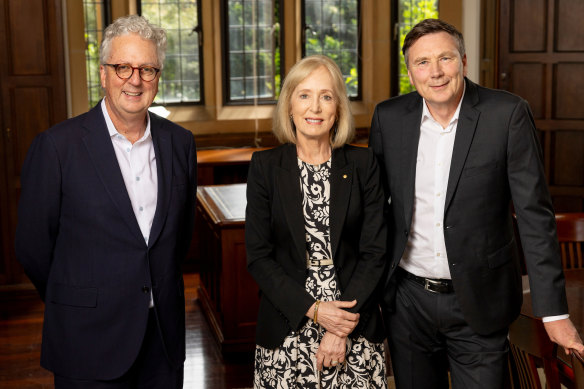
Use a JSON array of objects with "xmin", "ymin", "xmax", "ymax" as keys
[
  {"xmin": 573, "ymin": 352, "xmax": 584, "ymax": 389},
  {"xmin": 508, "ymin": 314, "xmax": 560, "ymax": 389},
  {"xmin": 555, "ymin": 213, "xmax": 584, "ymax": 269}
]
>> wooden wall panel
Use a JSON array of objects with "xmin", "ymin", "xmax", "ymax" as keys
[
  {"xmin": 553, "ymin": 131, "xmax": 584, "ymax": 186},
  {"xmin": 0, "ymin": 0, "xmax": 66, "ymax": 286},
  {"xmin": 511, "ymin": 63, "xmax": 545, "ymax": 119},
  {"xmin": 499, "ymin": 0, "xmax": 584, "ymax": 212},
  {"xmin": 554, "ymin": 63, "xmax": 584, "ymax": 120},
  {"xmin": 8, "ymin": 0, "xmax": 48, "ymax": 74},
  {"xmin": 511, "ymin": 0, "xmax": 547, "ymax": 52},
  {"xmin": 11, "ymin": 88, "xmax": 51, "ymax": 175},
  {"xmin": 556, "ymin": 0, "xmax": 584, "ymax": 51}
]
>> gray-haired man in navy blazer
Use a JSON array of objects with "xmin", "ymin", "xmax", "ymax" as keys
[
  {"xmin": 370, "ymin": 18, "xmax": 583, "ymax": 388},
  {"xmin": 15, "ymin": 15, "xmax": 196, "ymax": 389}
]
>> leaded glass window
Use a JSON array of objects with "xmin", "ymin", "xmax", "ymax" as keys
[
  {"xmin": 141, "ymin": 0, "xmax": 203, "ymax": 105},
  {"xmin": 397, "ymin": 0, "xmax": 439, "ymax": 95},
  {"xmin": 303, "ymin": 0, "xmax": 360, "ymax": 99},
  {"xmin": 83, "ymin": 0, "xmax": 109, "ymax": 108},
  {"xmin": 224, "ymin": 0, "xmax": 282, "ymax": 103}
]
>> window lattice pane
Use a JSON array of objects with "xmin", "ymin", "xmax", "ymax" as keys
[
  {"xmin": 304, "ymin": 0, "xmax": 360, "ymax": 98},
  {"xmin": 226, "ymin": 0, "xmax": 281, "ymax": 102},
  {"xmin": 141, "ymin": 0, "xmax": 202, "ymax": 104},
  {"xmin": 83, "ymin": 0, "xmax": 107, "ymax": 109},
  {"xmin": 397, "ymin": 0, "xmax": 439, "ymax": 95}
]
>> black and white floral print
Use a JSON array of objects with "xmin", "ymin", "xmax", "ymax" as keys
[{"xmin": 253, "ymin": 158, "xmax": 387, "ymax": 389}]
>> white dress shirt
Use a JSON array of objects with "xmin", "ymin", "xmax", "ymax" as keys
[
  {"xmin": 399, "ymin": 91, "xmax": 463, "ymax": 280},
  {"xmin": 101, "ymin": 99, "xmax": 157, "ymax": 307}
]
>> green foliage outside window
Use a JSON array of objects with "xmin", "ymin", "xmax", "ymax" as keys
[
  {"xmin": 304, "ymin": 0, "xmax": 359, "ymax": 98},
  {"xmin": 84, "ymin": 1, "xmax": 106, "ymax": 109},
  {"xmin": 398, "ymin": 0, "xmax": 439, "ymax": 95},
  {"xmin": 227, "ymin": 0, "xmax": 281, "ymax": 102},
  {"xmin": 141, "ymin": 0, "xmax": 202, "ymax": 104}
]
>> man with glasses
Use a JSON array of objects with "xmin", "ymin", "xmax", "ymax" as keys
[{"xmin": 15, "ymin": 15, "xmax": 196, "ymax": 389}]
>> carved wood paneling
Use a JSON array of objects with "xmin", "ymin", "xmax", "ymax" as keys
[
  {"xmin": 556, "ymin": 0, "xmax": 584, "ymax": 52},
  {"xmin": 499, "ymin": 0, "xmax": 584, "ymax": 212},
  {"xmin": 554, "ymin": 63, "xmax": 584, "ymax": 120},
  {"xmin": 0, "ymin": 0, "xmax": 66, "ymax": 286},
  {"xmin": 511, "ymin": 63, "xmax": 545, "ymax": 119},
  {"xmin": 511, "ymin": 0, "xmax": 547, "ymax": 52}
]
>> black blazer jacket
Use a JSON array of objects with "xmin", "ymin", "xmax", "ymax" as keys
[
  {"xmin": 15, "ymin": 102, "xmax": 197, "ymax": 380},
  {"xmin": 370, "ymin": 78, "xmax": 568, "ymax": 335},
  {"xmin": 245, "ymin": 143, "xmax": 387, "ymax": 349}
]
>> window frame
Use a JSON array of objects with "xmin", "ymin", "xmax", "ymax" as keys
[
  {"xmin": 83, "ymin": 0, "xmax": 111, "ymax": 109},
  {"xmin": 220, "ymin": 0, "xmax": 285, "ymax": 106},
  {"xmin": 138, "ymin": 0, "xmax": 206, "ymax": 106},
  {"xmin": 300, "ymin": 0, "xmax": 362, "ymax": 101}
]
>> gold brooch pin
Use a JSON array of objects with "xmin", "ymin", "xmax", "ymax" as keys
[{"xmin": 343, "ymin": 174, "xmax": 347, "ymax": 179}]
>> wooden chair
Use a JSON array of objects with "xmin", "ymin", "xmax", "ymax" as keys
[
  {"xmin": 555, "ymin": 213, "xmax": 584, "ymax": 270},
  {"xmin": 508, "ymin": 314, "xmax": 561, "ymax": 389},
  {"xmin": 573, "ymin": 352, "xmax": 584, "ymax": 389}
]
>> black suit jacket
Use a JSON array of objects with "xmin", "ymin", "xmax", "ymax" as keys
[
  {"xmin": 245, "ymin": 143, "xmax": 387, "ymax": 348},
  {"xmin": 15, "ymin": 102, "xmax": 197, "ymax": 380},
  {"xmin": 370, "ymin": 78, "xmax": 568, "ymax": 335}
]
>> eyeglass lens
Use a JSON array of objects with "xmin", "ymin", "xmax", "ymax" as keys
[{"xmin": 114, "ymin": 64, "xmax": 158, "ymax": 81}]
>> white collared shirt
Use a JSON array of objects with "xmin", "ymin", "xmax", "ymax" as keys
[
  {"xmin": 399, "ymin": 90, "xmax": 464, "ymax": 280},
  {"xmin": 101, "ymin": 100, "xmax": 158, "ymax": 245},
  {"xmin": 101, "ymin": 99, "xmax": 157, "ymax": 307}
]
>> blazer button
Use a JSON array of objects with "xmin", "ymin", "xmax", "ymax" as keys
[
  {"xmin": 142, "ymin": 286, "xmax": 150, "ymax": 294},
  {"xmin": 404, "ymin": 230, "xmax": 409, "ymax": 236}
]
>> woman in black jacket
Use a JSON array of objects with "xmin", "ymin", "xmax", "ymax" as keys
[{"xmin": 246, "ymin": 55, "xmax": 388, "ymax": 388}]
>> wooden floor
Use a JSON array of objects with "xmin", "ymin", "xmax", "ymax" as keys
[{"xmin": 0, "ymin": 273, "xmax": 254, "ymax": 389}]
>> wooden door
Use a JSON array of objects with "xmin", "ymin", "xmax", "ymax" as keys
[
  {"xmin": 498, "ymin": 0, "xmax": 584, "ymax": 212},
  {"xmin": 0, "ymin": 0, "xmax": 67, "ymax": 285}
]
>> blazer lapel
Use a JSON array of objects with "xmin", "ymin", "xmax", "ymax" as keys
[
  {"xmin": 276, "ymin": 144, "xmax": 306, "ymax": 266},
  {"xmin": 329, "ymin": 146, "xmax": 352, "ymax": 262},
  {"xmin": 445, "ymin": 79, "xmax": 481, "ymax": 212},
  {"xmin": 147, "ymin": 114, "xmax": 172, "ymax": 248},
  {"xmin": 401, "ymin": 98, "xmax": 423, "ymax": 229},
  {"xmin": 82, "ymin": 103, "xmax": 144, "ymax": 243}
]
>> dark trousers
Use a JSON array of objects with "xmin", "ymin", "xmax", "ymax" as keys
[
  {"xmin": 54, "ymin": 309, "xmax": 183, "ymax": 389},
  {"xmin": 385, "ymin": 272, "xmax": 509, "ymax": 389}
]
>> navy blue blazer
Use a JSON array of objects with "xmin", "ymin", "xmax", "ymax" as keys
[
  {"xmin": 15, "ymin": 102, "xmax": 197, "ymax": 380},
  {"xmin": 245, "ymin": 144, "xmax": 387, "ymax": 348},
  {"xmin": 370, "ymin": 78, "xmax": 567, "ymax": 335}
]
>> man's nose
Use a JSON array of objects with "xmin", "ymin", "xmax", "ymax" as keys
[
  {"xmin": 430, "ymin": 60, "xmax": 444, "ymax": 77},
  {"xmin": 128, "ymin": 68, "xmax": 142, "ymax": 84}
]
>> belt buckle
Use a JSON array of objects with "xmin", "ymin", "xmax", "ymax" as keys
[{"xmin": 424, "ymin": 278, "xmax": 445, "ymax": 293}]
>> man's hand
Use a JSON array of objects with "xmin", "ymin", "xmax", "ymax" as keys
[
  {"xmin": 316, "ymin": 332, "xmax": 346, "ymax": 371},
  {"xmin": 544, "ymin": 318, "xmax": 584, "ymax": 356}
]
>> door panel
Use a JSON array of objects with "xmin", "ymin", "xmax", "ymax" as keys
[
  {"xmin": 0, "ymin": 0, "xmax": 67, "ymax": 285},
  {"xmin": 499, "ymin": 0, "xmax": 584, "ymax": 211}
]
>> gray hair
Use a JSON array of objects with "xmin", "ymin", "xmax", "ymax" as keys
[{"xmin": 100, "ymin": 15, "xmax": 167, "ymax": 68}]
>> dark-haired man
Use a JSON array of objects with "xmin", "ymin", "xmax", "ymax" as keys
[{"xmin": 370, "ymin": 18, "xmax": 583, "ymax": 388}]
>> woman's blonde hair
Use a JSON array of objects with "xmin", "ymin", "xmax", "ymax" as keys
[{"xmin": 273, "ymin": 55, "xmax": 354, "ymax": 148}]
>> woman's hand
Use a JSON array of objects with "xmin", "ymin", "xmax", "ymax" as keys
[
  {"xmin": 306, "ymin": 299, "xmax": 359, "ymax": 337},
  {"xmin": 316, "ymin": 332, "xmax": 346, "ymax": 370}
]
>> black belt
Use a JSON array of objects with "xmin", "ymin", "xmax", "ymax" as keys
[{"xmin": 397, "ymin": 267, "xmax": 454, "ymax": 294}]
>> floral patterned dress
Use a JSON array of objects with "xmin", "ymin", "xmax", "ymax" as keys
[{"xmin": 253, "ymin": 157, "xmax": 387, "ymax": 389}]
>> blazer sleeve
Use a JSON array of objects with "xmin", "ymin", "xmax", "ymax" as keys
[
  {"xmin": 338, "ymin": 148, "xmax": 388, "ymax": 313},
  {"xmin": 15, "ymin": 132, "xmax": 62, "ymax": 301},
  {"xmin": 245, "ymin": 152, "xmax": 315, "ymax": 331},
  {"xmin": 507, "ymin": 99, "xmax": 568, "ymax": 317}
]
